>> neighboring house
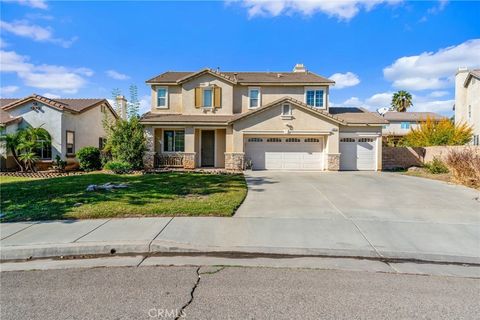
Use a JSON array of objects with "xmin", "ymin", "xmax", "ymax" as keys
[
  {"xmin": 455, "ymin": 68, "xmax": 480, "ymax": 145},
  {"xmin": 0, "ymin": 94, "xmax": 117, "ymax": 171},
  {"xmin": 382, "ymin": 111, "xmax": 446, "ymax": 138},
  {"xmin": 140, "ymin": 65, "xmax": 387, "ymax": 171}
]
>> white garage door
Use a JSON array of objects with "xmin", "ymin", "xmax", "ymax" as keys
[
  {"xmin": 339, "ymin": 137, "xmax": 376, "ymax": 171},
  {"xmin": 245, "ymin": 137, "xmax": 324, "ymax": 170}
]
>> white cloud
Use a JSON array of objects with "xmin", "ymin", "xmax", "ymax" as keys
[
  {"xmin": 42, "ymin": 92, "xmax": 61, "ymax": 99},
  {"xmin": 238, "ymin": 0, "xmax": 401, "ymax": 20},
  {"xmin": 413, "ymin": 99, "xmax": 454, "ymax": 114},
  {"xmin": 0, "ymin": 20, "xmax": 78, "ymax": 48},
  {"xmin": 106, "ymin": 70, "xmax": 130, "ymax": 80},
  {"xmin": 383, "ymin": 39, "xmax": 480, "ymax": 90},
  {"xmin": 428, "ymin": 90, "xmax": 449, "ymax": 98},
  {"xmin": 0, "ymin": 37, "xmax": 8, "ymax": 48},
  {"xmin": 0, "ymin": 50, "xmax": 93, "ymax": 93},
  {"xmin": 139, "ymin": 95, "xmax": 151, "ymax": 115},
  {"xmin": 365, "ymin": 92, "xmax": 392, "ymax": 107},
  {"xmin": 342, "ymin": 97, "xmax": 363, "ymax": 106},
  {"xmin": 6, "ymin": 0, "xmax": 48, "ymax": 9},
  {"xmin": 329, "ymin": 72, "xmax": 360, "ymax": 89},
  {"xmin": 0, "ymin": 85, "xmax": 20, "ymax": 96}
]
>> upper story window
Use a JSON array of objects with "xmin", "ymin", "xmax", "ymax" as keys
[
  {"xmin": 157, "ymin": 87, "xmax": 168, "ymax": 108},
  {"xmin": 282, "ymin": 104, "xmax": 292, "ymax": 116},
  {"xmin": 195, "ymin": 86, "xmax": 221, "ymax": 108},
  {"xmin": 203, "ymin": 88, "xmax": 213, "ymax": 107},
  {"xmin": 248, "ymin": 87, "xmax": 261, "ymax": 109},
  {"xmin": 400, "ymin": 122, "xmax": 410, "ymax": 129},
  {"xmin": 305, "ymin": 88, "xmax": 324, "ymax": 108}
]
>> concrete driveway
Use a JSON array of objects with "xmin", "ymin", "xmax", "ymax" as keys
[{"xmin": 235, "ymin": 171, "xmax": 480, "ymax": 224}]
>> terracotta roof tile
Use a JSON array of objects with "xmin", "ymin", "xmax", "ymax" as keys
[
  {"xmin": 0, "ymin": 109, "xmax": 22, "ymax": 125},
  {"xmin": 329, "ymin": 107, "xmax": 388, "ymax": 124}
]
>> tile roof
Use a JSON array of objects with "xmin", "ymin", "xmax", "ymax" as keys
[
  {"xmin": 1, "ymin": 94, "xmax": 117, "ymax": 117},
  {"xmin": 146, "ymin": 69, "xmax": 334, "ymax": 85},
  {"xmin": 383, "ymin": 112, "xmax": 446, "ymax": 122},
  {"xmin": 329, "ymin": 107, "xmax": 388, "ymax": 125},
  {"xmin": 140, "ymin": 113, "xmax": 235, "ymax": 124},
  {"xmin": 0, "ymin": 108, "xmax": 22, "ymax": 125}
]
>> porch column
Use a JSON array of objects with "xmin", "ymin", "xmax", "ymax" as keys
[
  {"xmin": 224, "ymin": 126, "xmax": 244, "ymax": 171},
  {"xmin": 143, "ymin": 125, "xmax": 155, "ymax": 169},
  {"xmin": 183, "ymin": 126, "xmax": 196, "ymax": 170},
  {"xmin": 326, "ymin": 131, "xmax": 340, "ymax": 171}
]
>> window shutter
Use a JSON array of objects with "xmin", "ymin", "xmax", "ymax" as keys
[
  {"xmin": 214, "ymin": 86, "xmax": 222, "ymax": 108},
  {"xmin": 195, "ymin": 87, "xmax": 202, "ymax": 108}
]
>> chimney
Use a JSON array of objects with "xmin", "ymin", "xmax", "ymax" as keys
[
  {"xmin": 293, "ymin": 63, "xmax": 307, "ymax": 73},
  {"xmin": 115, "ymin": 95, "xmax": 128, "ymax": 120}
]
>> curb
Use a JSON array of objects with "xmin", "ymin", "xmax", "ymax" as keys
[{"xmin": 2, "ymin": 241, "xmax": 479, "ymax": 265}]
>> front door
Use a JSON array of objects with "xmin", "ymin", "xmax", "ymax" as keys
[{"xmin": 201, "ymin": 130, "xmax": 215, "ymax": 167}]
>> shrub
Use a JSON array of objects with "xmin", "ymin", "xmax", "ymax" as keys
[
  {"xmin": 52, "ymin": 155, "xmax": 67, "ymax": 172},
  {"xmin": 76, "ymin": 146, "xmax": 102, "ymax": 171},
  {"xmin": 104, "ymin": 160, "xmax": 132, "ymax": 174},
  {"xmin": 103, "ymin": 117, "xmax": 146, "ymax": 169},
  {"xmin": 423, "ymin": 157, "xmax": 449, "ymax": 174},
  {"xmin": 401, "ymin": 117, "xmax": 473, "ymax": 147},
  {"xmin": 445, "ymin": 149, "xmax": 480, "ymax": 188}
]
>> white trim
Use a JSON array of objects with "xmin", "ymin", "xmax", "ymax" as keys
[
  {"xmin": 248, "ymin": 87, "xmax": 261, "ymax": 109},
  {"xmin": 156, "ymin": 86, "xmax": 169, "ymax": 109},
  {"xmin": 339, "ymin": 132, "xmax": 381, "ymax": 137},
  {"xmin": 160, "ymin": 128, "xmax": 185, "ymax": 153},
  {"xmin": 304, "ymin": 86, "xmax": 327, "ymax": 110},
  {"xmin": 243, "ymin": 130, "xmax": 333, "ymax": 135}
]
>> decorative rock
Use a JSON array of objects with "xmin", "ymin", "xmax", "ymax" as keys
[{"xmin": 73, "ymin": 203, "xmax": 83, "ymax": 207}]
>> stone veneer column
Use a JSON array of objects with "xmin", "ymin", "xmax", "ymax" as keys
[
  {"xmin": 183, "ymin": 152, "xmax": 196, "ymax": 170},
  {"xmin": 143, "ymin": 126, "xmax": 155, "ymax": 169},
  {"xmin": 225, "ymin": 152, "xmax": 245, "ymax": 171},
  {"xmin": 327, "ymin": 153, "xmax": 340, "ymax": 171}
]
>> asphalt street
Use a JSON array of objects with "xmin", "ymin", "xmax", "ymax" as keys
[{"xmin": 1, "ymin": 265, "xmax": 479, "ymax": 320}]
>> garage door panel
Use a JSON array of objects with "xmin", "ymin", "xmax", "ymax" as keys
[
  {"xmin": 245, "ymin": 137, "xmax": 324, "ymax": 171},
  {"xmin": 340, "ymin": 137, "xmax": 377, "ymax": 171}
]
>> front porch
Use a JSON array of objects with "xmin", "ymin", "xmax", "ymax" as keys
[{"xmin": 143, "ymin": 126, "xmax": 244, "ymax": 171}]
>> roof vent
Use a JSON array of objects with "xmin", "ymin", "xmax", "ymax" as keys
[{"xmin": 293, "ymin": 63, "xmax": 307, "ymax": 73}]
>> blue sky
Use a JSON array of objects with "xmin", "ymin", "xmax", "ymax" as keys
[{"xmin": 1, "ymin": 0, "xmax": 479, "ymax": 116}]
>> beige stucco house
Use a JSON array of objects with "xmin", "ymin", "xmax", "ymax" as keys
[
  {"xmin": 455, "ymin": 68, "xmax": 480, "ymax": 145},
  {"xmin": 140, "ymin": 65, "xmax": 387, "ymax": 171},
  {"xmin": 0, "ymin": 94, "xmax": 117, "ymax": 171}
]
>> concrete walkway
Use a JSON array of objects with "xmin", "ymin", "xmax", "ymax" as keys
[{"xmin": 1, "ymin": 172, "xmax": 479, "ymax": 263}]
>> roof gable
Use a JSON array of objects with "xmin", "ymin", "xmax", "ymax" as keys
[
  {"xmin": 464, "ymin": 69, "xmax": 480, "ymax": 87},
  {"xmin": 177, "ymin": 68, "xmax": 237, "ymax": 85},
  {"xmin": 229, "ymin": 97, "xmax": 345, "ymax": 125},
  {"xmin": 1, "ymin": 94, "xmax": 118, "ymax": 118}
]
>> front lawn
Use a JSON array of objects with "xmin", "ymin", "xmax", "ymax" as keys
[{"xmin": 0, "ymin": 172, "xmax": 247, "ymax": 222}]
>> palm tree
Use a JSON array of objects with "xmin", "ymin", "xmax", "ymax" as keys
[
  {"xmin": 0, "ymin": 130, "xmax": 25, "ymax": 171},
  {"xmin": 391, "ymin": 90, "xmax": 413, "ymax": 112},
  {"xmin": 18, "ymin": 126, "xmax": 51, "ymax": 172}
]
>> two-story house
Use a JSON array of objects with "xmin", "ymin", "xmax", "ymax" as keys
[
  {"xmin": 382, "ymin": 111, "xmax": 446, "ymax": 145},
  {"xmin": 140, "ymin": 65, "xmax": 387, "ymax": 171},
  {"xmin": 455, "ymin": 68, "xmax": 480, "ymax": 145}
]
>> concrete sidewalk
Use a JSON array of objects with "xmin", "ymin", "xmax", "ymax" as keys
[{"xmin": 1, "ymin": 216, "xmax": 479, "ymax": 264}]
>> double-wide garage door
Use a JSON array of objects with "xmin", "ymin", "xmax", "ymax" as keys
[
  {"xmin": 339, "ymin": 136, "xmax": 377, "ymax": 171},
  {"xmin": 245, "ymin": 136, "xmax": 324, "ymax": 170}
]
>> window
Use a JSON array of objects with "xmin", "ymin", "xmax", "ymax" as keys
[
  {"xmin": 383, "ymin": 124, "xmax": 389, "ymax": 129},
  {"xmin": 66, "ymin": 131, "xmax": 75, "ymax": 155},
  {"xmin": 163, "ymin": 130, "xmax": 185, "ymax": 152},
  {"xmin": 359, "ymin": 138, "xmax": 375, "ymax": 142},
  {"xmin": 35, "ymin": 140, "xmax": 52, "ymax": 160},
  {"xmin": 305, "ymin": 89, "xmax": 324, "ymax": 108},
  {"xmin": 101, "ymin": 105, "xmax": 106, "ymax": 114},
  {"xmin": 282, "ymin": 104, "xmax": 292, "ymax": 116},
  {"xmin": 400, "ymin": 122, "xmax": 410, "ymax": 129},
  {"xmin": 247, "ymin": 138, "xmax": 263, "ymax": 142},
  {"xmin": 305, "ymin": 138, "xmax": 320, "ymax": 142},
  {"xmin": 286, "ymin": 138, "xmax": 300, "ymax": 142},
  {"xmin": 157, "ymin": 87, "xmax": 168, "ymax": 108},
  {"xmin": 468, "ymin": 105, "xmax": 472, "ymax": 119},
  {"xmin": 248, "ymin": 88, "xmax": 260, "ymax": 109},
  {"xmin": 99, "ymin": 137, "xmax": 107, "ymax": 150},
  {"xmin": 203, "ymin": 88, "xmax": 213, "ymax": 107},
  {"xmin": 340, "ymin": 138, "xmax": 355, "ymax": 142},
  {"xmin": 266, "ymin": 137, "xmax": 282, "ymax": 142},
  {"xmin": 474, "ymin": 135, "xmax": 479, "ymax": 146}
]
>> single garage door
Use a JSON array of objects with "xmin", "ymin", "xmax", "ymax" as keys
[
  {"xmin": 339, "ymin": 137, "xmax": 376, "ymax": 171},
  {"xmin": 245, "ymin": 137, "xmax": 324, "ymax": 170}
]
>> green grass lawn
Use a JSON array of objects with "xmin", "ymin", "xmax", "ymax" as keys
[{"xmin": 0, "ymin": 172, "xmax": 247, "ymax": 222}]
